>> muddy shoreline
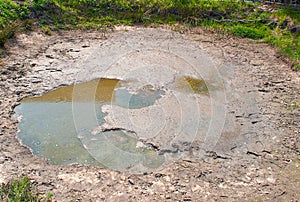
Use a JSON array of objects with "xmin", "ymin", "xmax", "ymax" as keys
[{"xmin": 0, "ymin": 27, "xmax": 299, "ymax": 201}]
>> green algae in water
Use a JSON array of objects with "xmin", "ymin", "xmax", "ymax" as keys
[
  {"xmin": 174, "ymin": 76, "xmax": 209, "ymax": 95},
  {"xmin": 14, "ymin": 78, "xmax": 164, "ymax": 167}
]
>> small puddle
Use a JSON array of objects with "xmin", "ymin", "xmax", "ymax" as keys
[
  {"xmin": 173, "ymin": 76, "xmax": 209, "ymax": 95},
  {"xmin": 14, "ymin": 78, "xmax": 164, "ymax": 168}
]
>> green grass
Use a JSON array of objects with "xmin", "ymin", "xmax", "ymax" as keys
[
  {"xmin": 0, "ymin": 176, "xmax": 52, "ymax": 202},
  {"xmin": 0, "ymin": 0, "xmax": 299, "ymax": 69},
  {"xmin": 231, "ymin": 25, "xmax": 265, "ymax": 39},
  {"xmin": 0, "ymin": 0, "xmax": 28, "ymax": 28},
  {"xmin": 0, "ymin": 0, "xmax": 30, "ymax": 46}
]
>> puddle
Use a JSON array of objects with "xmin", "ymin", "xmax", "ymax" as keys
[
  {"xmin": 173, "ymin": 76, "xmax": 209, "ymax": 95},
  {"xmin": 14, "ymin": 78, "xmax": 164, "ymax": 167}
]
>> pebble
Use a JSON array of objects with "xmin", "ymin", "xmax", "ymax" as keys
[
  {"xmin": 45, "ymin": 54, "xmax": 55, "ymax": 59},
  {"xmin": 250, "ymin": 60, "xmax": 264, "ymax": 66}
]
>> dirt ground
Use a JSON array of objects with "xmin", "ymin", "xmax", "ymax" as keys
[{"xmin": 0, "ymin": 27, "xmax": 299, "ymax": 201}]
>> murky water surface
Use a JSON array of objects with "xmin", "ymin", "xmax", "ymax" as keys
[
  {"xmin": 15, "ymin": 78, "xmax": 164, "ymax": 167},
  {"xmin": 174, "ymin": 76, "xmax": 209, "ymax": 95},
  {"xmin": 22, "ymin": 78, "xmax": 120, "ymax": 103}
]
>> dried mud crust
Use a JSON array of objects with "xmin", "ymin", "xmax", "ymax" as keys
[{"xmin": 0, "ymin": 27, "xmax": 299, "ymax": 201}]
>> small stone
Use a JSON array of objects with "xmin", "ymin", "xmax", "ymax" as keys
[
  {"xmin": 267, "ymin": 177, "xmax": 276, "ymax": 184},
  {"xmin": 69, "ymin": 48, "xmax": 80, "ymax": 52},
  {"xmin": 163, "ymin": 176, "xmax": 171, "ymax": 182},
  {"xmin": 136, "ymin": 141, "xmax": 146, "ymax": 148},
  {"xmin": 30, "ymin": 62, "xmax": 37, "ymax": 67},
  {"xmin": 31, "ymin": 79, "xmax": 42, "ymax": 84},
  {"xmin": 45, "ymin": 67, "xmax": 62, "ymax": 72},
  {"xmin": 183, "ymin": 197, "xmax": 192, "ymax": 201},
  {"xmin": 120, "ymin": 175, "xmax": 126, "ymax": 181},
  {"xmin": 45, "ymin": 54, "xmax": 55, "ymax": 59},
  {"xmin": 128, "ymin": 179, "xmax": 135, "ymax": 185},
  {"xmin": 250, "ymin": 60, "xmax": 264, "ymax": 66}
]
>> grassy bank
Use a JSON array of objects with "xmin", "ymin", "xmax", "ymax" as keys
[{"xmin": 0, "ymin": 0, "xmax": 299, "ymax": 68}]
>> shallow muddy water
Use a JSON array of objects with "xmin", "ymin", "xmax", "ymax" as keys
[
  {"xmin": 173, "ymin": 76, "xmax": 209, "ymax": 95},
  {"xmin": 15, "ymin": 78, "xmax": 164, "ymax": 167}
]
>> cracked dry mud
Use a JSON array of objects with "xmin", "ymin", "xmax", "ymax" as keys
[{"xmin": 0, "ymin": 27, "xmax": 299, "ymax": 201}]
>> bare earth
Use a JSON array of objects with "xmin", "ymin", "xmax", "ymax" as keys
[{"xmin": 0, "ymin": 27, "xmax": 299, "ymax": 201}]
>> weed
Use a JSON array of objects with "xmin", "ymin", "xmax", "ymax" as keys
[
  {"xmin": 293, "ymin": 63, "xmax": 300, "ymax": 70},
  {"xmin": 42, "ymin": 25, "xmax": 52, "ymax": 35},
  {"xmin": 0, "ymin": 176, "xmax": 52, "ymax": 202},
  {"xmin": 0, "ymin": 22, "xmax": 19, "ymax": 47},
  {"xmin": 232, "ymin": 25, "xmax": 265, "ymax": 39}
]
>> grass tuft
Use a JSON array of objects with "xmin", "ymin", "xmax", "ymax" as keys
[
  {"xmin": 232, "ymin": 25, "xmax": 265, "ymax": 39},
  {"xmin": 0, "ymin": 176, "xmax": 52, "ymax": 202}
]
